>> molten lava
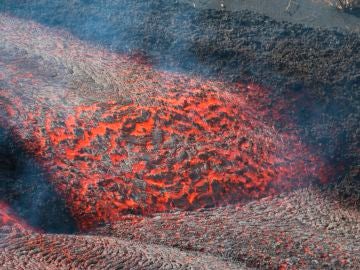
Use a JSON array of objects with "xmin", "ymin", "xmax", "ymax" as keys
[
  {"xmin": 0, "ymin": 202, "xmax": 32, "ymax": 232},
  {"xmin": 0, "ymin": 15, "xmax": 332, "ymax": 230},
  {"xmin": 1, "ymin": 71, "xmax": 330, "ymax": 230}
]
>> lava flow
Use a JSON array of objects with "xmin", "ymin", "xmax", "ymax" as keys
[
  {"xmin": 0, "ymin": 15, "xmax": 332, "ymax": 231},
  {"xmin": 0, "ymin": 202, "xmax": 32, "ymax": 232}
]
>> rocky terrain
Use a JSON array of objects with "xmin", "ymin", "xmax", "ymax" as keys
[{"xmin": 183, "ymin": 0, "xmax": 360, "ymax": 33}]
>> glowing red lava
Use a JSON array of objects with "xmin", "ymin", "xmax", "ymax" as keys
[
  {"xmin": 0, "ymin": 16, "xmax": 332, "ymax": 230},
  {"xmin": 0, "ymin": 202, "xmax": 32, "ymax": 232},
  {"xmin": 1, "ymin": 74, "xmax": 331, "ymax": 230}
]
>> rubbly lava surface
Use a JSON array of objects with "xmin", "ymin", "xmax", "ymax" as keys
[
  {"xmin": 93, "ymin": 185, "xmax": 360, "ymax": 269},
  {"xmin": 1, "ymin": 185, "xmax": 359, "ymax": 269},
  {"xmin": 0, "ymin": 15, "xmax": 332, "ymax": 231},
  {"xmin": 1, "ymin": 231, "xmax": 244, "ymax": 270}
]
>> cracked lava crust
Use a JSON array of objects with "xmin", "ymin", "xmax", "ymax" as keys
[
  {"xmin": 0, "ymin": 1, "xmax": 359, "ymax": 269},
  {"xmin": 0, "ymin": 15, "xmax": 332, "ymax": 231}
]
